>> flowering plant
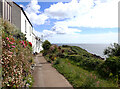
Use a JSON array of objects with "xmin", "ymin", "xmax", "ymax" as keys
[
  {"xmin": 1, "ymin": 20, "xmax": 34, "ymax": 87},
  {"xmin": 29, "ymin": 42, "xmax": 32, "ymax": 47}
]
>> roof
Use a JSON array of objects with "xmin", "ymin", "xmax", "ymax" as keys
[
  {"xmin": 13, "ymin": 2, "xmax": 33, "ymax": 27},
  {"xmin": 32, "ymin": 32, "xmax": 36, "ymax": 37}
]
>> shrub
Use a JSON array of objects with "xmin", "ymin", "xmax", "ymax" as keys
[
  {"xmin": 68, "ymin": 55, "xmax": 103, "ymax": 70},
  {"xmin": 99, "ymin": 56, "xmax": 120, "ymax": 77},
  {"xmin": 54, "ymin": 58, "xmax": 60, "ymax": 65},
  {"xmin": 1, "ymin": 19, "xmax": 34, "ymax": 87},
  {"xmin": 29, "ymin": 42, "xmax": 32, "ymax": 47},
  {"xmin": 104, "ymin": 43, "xmax": 120, "ymax": 57},
  {"xmin": 49, "ymin": 45, "xmax": 58, "ymax": 53},
  {"xmin": 42, "ymin": 50, "xmax": 48, "ymax": 56},
  {"xmin": 62, "ymin": 45, "xmax": 70, "ymax": 47},
  {"xmin": 42, "ymin": 40, "xmax": 51, "ymax": 50},
  {"xmin": 57, "ymin": 52, "xmax": 65, "ymax": 58},
  {"xmin": 49, "ymin": 54, "xmax": 54, "ymax": 61}
]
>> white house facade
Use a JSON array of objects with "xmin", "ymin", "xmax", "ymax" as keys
[
  {"xmin": 0, "ymin": 0, "xmax": 43, "ymax": 53},
  {"xmin": 32, "ymin": 33, "xmax": 43, "ymax": 53},
  {"xmin": 21, "ymin": 9, "xmax": 33, "ymax": 43},
  {"xmin": 32, "ymin": 32, "xmax": 37, "ymax": 53}
]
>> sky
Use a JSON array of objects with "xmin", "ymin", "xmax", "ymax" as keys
[{"xmin": 14, "ymin": 0, "xmax": 119, "ymax": 44}]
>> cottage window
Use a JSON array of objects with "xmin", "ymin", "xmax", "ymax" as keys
[
  {"xmin": 3, "ymin": 0, "xmax": 12, "ymax": 22},
  {"xmin": 9, "ymin": 5, "xmax": 11, "ymax": 22},
  {"xmin": 7, "ymin": 4, "xmax": 9, "ymax": 20},
  {"xmin": 4, "ymin": 1, "xmax": 7, "ymax": 20}
]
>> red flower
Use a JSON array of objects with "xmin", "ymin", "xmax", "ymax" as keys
[
  {"xmin": 19, "ymin": 41, "xmax": 22, "ymax": 43},
  {"xmin": 29, "ymin": 42, "xmax": 32, "ymax": 47},
  {"xmin": 25, "ymin": 41, "xmax": 27, "ymax": 46},
  {"xmin": 10, "ymin": 38, "xmax": 15, "ymax": 42}
]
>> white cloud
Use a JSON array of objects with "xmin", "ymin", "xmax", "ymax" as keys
[
  {"xmin": 44, "ymin": 0, "xmax": 80, "ymax": 20},
  {"xmin": 33, "ymin": 28, "xmax": 56, "ymax": 38},
  {"xmin": 24, "ymin": 0, "xmax": 119, "ymax": 44},
  {"xmin": 25, "ymin": 0, "xmax": 48, "ymax": 25},
  {"xmin": 45, "ymin": 0, "xmax": 119, "ymax": 28},
  {"xmin": 42, "ymin": 30, "xmax": 56, "ymax": 37},
  {"xmin": 47, "ymin": 32, "xmax": 118, "ymax": 44},
  {"xmin": 52, "ymin": 24, "xmax": 81, "ymax": 34}
]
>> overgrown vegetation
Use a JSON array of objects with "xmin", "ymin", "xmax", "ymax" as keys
[
  {"xmin": 53, "ymin": 58, "xmax": 117, "ymax": 87},
  {"xmin": 1, "ymin": 19, "xmax": 34, "ymax": 87},
  {"xmin": 42, "ymin": 40, "xmax": 119, "ymax": 87}
]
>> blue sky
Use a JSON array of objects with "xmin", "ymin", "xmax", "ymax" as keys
[{"xmin": 15, "ymin": 0, "xmax": 118, "ymax": 44}]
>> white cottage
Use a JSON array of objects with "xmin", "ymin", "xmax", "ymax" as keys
[
  {"xmin": 12, "ymin": 2, "xmax": 33, "ymax": 43},
  {"xmin": 0, "ymin": 0, "xmax": 43, "ymax": 53}
]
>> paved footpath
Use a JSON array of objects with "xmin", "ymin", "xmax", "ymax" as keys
[{"xmin": 32, "ymin": 53, "xmax": 73, "ymax": 87}]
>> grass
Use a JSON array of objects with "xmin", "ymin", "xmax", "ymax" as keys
[
  {"xmin": 43, "ymin": 44, "xmax": 118, "ymax": 87},
  {"xmin": 53, "ymin": 58, "xmax": 117, "ymax": 87}
]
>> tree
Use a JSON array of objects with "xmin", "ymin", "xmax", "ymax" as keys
[
  {"xmin": 104, "ymin": 43, "xmax": 120, "ymax": 57},
  {"xmin": 42, "ymin": 40, "xmax": 51, "ymax": 50}
]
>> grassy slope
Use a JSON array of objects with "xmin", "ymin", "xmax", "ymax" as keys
[
  {"xmin": 50, "ymin": 46, "xmax": 118, "ymax": 87},
  {"xmin": 53, "ymin": 58, "xmax": 117, "ymax": 87}
]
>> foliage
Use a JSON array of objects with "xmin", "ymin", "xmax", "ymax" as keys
[
  {"xmin": 42, "ymin": 50, "xmax": 48, "ymax": 56},
  {"xmin": 56, "ymin": 52, "xmax": 65, "ymax": 58},
  {"xmin": 104, "ymin": 43, "xmax": 120, "ymax": 57},
  {"xmin": 62, "ymin": 45, "xmax": 70, "ymax": 47},
  {"xmin": 49, "ymin": 45, "xmax": 58, "ymax": 53},
  {"xmin": 44, "ymin": 44, "xmax": 119, "ymax": 87},
  {"xmin": 42, "ymin": 40, "xmax": 51, "ymax": 50},
  {"xmin": 99, "ymin": 56, "xmax": 120, "ymax": 77},
  {"xmin": 102, "ymin": 43, "xmax": 120, "ymax": 81},
  {"xmin": 68, "ymin": 55, "xmax": 103, "ymax": 70},
  {"xmin": 25, "ymin": 74, "xmax": 34, "ymax": 87},
  {"xmin": 1, "ymin": 20, "xmax": 34, "ymax": 87},
  {"xmin": 53, "ymin": 58, "xmax": 117, "ymax": 87}
]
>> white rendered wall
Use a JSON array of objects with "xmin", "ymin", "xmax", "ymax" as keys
[
  {"xmin": 20, "ymin": 10, "xmax": 42, "ymax": 53},
  {"xmin": 21, "ymin": 10, "xmax": 32, "ymax": 43},
  {"xmin": 32, "ymin": 34, "xmax": 37, "ymax": 53}
]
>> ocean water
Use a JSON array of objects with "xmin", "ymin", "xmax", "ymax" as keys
[{"xmin": 55, "ymin": 43, "xmax": 110, "ymax": 58}]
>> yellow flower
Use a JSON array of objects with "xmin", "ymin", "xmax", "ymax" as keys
[{"xmin": 54, "ymin": 57, "xmax": 56, "ymax": 60}]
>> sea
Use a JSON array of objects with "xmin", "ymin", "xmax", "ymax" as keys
[{"xmin": 54, "ymin": 43, "xmax": 110, "ymax": 58}]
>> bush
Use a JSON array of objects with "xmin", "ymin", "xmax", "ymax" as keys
[
  {"xmin": 99, "ymin": 56, "xmax": 120, "ymax": 77},
  {"xmin": 68, "ymin": 55, "xmax": 103, "ymax": 70},
  {"xmin": 57, "ymin": 52, "xmax": 65, "ymax": 58},
  {"xmin": 104, "ymin": 43, "xmax": 120, "ymax": 57},
  {"xmin": 49, "ymin": 45, "xmax": 58, "ymax": 53},
  {"xmin": 1, "ymin": 19, "xmax": 34, "ymax": 87},
  {"xmin": 42, "ymin": 50, "xmax": 48, "ymax": 56},
  {"xmin": 54, "ymin": 58, "xmax": 60, "ymax": 65},
  {"xmin": 42, "ymin": 40, "xmax": 51, "ymax": 50},
  {"xmin": 62, "ymin": 45, "xmax": 70, "ymax": 47}
]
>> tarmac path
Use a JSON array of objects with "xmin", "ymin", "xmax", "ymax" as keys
[{"xmin": 32, "ymin": 54, "xmax": 73, "ymax": 88}]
